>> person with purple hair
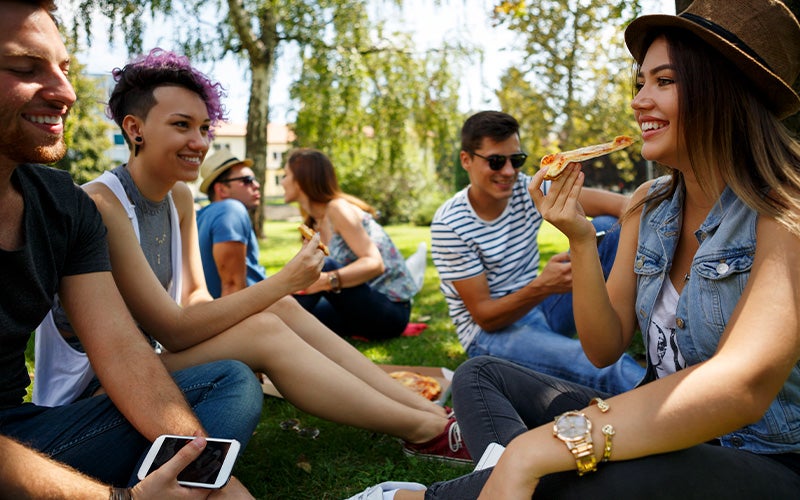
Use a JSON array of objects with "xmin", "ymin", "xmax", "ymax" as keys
[{"xmin": 33, "ymin": 48, "xmax": 471, "ymax": 464}]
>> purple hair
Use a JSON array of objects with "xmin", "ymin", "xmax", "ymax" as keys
[{"xmin": 107, "ymin": 48, "xmax": 227, "ymax": 144}]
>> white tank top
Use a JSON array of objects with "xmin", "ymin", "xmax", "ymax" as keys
[{"xmin": 32, "ymin": 172, "xmax": 182, "ymax": 407}]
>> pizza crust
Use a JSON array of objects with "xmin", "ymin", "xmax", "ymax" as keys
[
  {"xmin": 541, "ymin": 135, "xmax": 635, "ymax": 180},
  {"xmin": 298, "ymin": 224, "xmax": 330, "ymax": 255}
]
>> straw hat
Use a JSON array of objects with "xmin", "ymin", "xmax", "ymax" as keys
[
  {"xmin": 200, "ymin": 148, "xmax": 254, "ymax": 194},
  {"xmin": 625, "ymin": 0, "xmax": 800, "ymax": 119}
]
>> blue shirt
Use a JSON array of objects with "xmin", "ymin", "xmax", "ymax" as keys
[
  {"xmin": 197, "ymin": 199, "xmax": 266, "ymax": 298},
  {"xmin": 635, "ymin": 177, "xmax": 800, "ymax": 454}
]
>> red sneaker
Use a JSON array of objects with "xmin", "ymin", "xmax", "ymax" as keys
[{"xmin": 402, "ymin": 418, "xmax": 472, "ymax": 464}]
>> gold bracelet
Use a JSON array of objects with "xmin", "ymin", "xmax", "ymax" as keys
[
  {"xmin": 589, "ymin": 397, "xmax": 610, "ymax": 413},
  {"xmin": 601, "ymin": 424, "xmax": 615, "ymax": 462}
]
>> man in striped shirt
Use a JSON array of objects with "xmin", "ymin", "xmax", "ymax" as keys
[{"xmin": 431, "ymin": 111, "xmax": 644, "ymax": 395}]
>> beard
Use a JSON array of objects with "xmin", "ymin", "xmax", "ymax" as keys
[{"xmin": 0, "ymin": 128, "xmax": 67, "ymax": 165}]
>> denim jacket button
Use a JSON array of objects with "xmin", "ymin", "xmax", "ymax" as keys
[
  {"xmin": 716, "ymin": 262, "xmax": 729, "ymax": 275},
  {"xmin": 676, "ymin": 318, "xmax": 685, "ymax": 329},
  {"xmin": 730, "ymin": 436, "xmax": 744, "ymax": 448},
  {"xmin": 635, "ymin": 258, "xmax": 644, "ymax": 269}
]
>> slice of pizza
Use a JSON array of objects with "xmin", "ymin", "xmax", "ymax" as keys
[
  {"xmin": 389, "ymin": 370, "xmax": 442, "ymax": 401},
  {"xmin": 541, "ymin": 135, "xmax": 635, "ymax": 180},
  {"xmin": 298, "ymin": 224, "xmax": 330, "ymax": 255}
]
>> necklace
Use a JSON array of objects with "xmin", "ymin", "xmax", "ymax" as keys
[{"xmin": 153, "ymin": 202, "xmax": 170, "ymax": 266}]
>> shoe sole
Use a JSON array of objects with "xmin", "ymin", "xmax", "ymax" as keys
[{"xmin": 401, "ymin": 447, "xmax": 473, "ymax": 465}]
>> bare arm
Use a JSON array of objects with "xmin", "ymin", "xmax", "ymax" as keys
[
  {"xmin": 577, "ymin": 185, "xmax": 629, "ymax": 218},
  {"xmin": 84, "ymin": 182, "xmax": 323, "ymax": 352},
  {"xmin": 212, "ymin": 240, "xmax": 248, "ymax": 296},
  {"xmin": 59, "ymin": 271, "xmax": 204, "ymax": 439},
  {"xmin": 483, "ymin": 189, "xmax": 800, "ymax": 498},
  {"xmin": 304, "ymin": 198, "xmax": 384, "ymax": 293},
  {"xmin": 452, "ymin": 251, "xmax": 573, "ymax": 332},
  {"xmin": 0, "ymin": 435, "xmax": 109, "ymax": 499},
  {"xmin": 0, "ymin": 434, "xmax": 233, "ymax": 499},
  {"xmin": 530, "ymin": 165, "xmax": 644, "ymax": 365}
]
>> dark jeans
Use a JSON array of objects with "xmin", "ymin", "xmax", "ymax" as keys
[
  {"xmin": 424, "ymin": 356, "xmax": 800, "ymax": 499},
  {"xmin": 0, "ymin": 360, "xmax": 263, "ymax": 487},
  {"xmin": 294, "ymin": 258, "xmax": 410, "ymax": 340}
]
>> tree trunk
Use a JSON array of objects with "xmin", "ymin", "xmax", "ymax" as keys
[{"xmin": 247, "ymin": 60, "xmax": 273, "ymax": 238}]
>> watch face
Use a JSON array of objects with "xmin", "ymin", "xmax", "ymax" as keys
[{"xmin": 555, "ymin": 412, "xmax": 590, "ymax": 440}]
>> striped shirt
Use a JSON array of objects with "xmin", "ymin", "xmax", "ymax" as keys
[{"xmin": 431, "ymin": 173, "xmax": 548, "ymax": 349}]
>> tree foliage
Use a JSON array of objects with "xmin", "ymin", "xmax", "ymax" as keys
[
  {"xmin": 55, "ymin": 41, "xmax": 113, "ymax": 183},
  {"xmin": 290, "ymin": 7, "xmax": 465, "ymax": 222},
  {"xmin": 64, "ymin": 0, "xmax": 464, "ymax": 226},
  {"xmin": 492, "ymin": 0, "xmax": 647, "ymax": 190}
]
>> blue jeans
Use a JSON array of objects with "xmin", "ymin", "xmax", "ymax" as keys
[
  {"xmin": 424, "ymin": 356, "xmax": 800, "ymax": 499},
  {"xmin": 466, "ymin": 217, "xmax": 644, "ymax": 395},
  {"xmin": 0, "ymin": 360, "xmax": 262, "ymax": 487},
  {"xmin": 294, "ymin": 258, "xmax": 410, "ymax": 340}
]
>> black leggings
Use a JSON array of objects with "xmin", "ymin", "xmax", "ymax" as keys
[{"xmin": 425, "ymin": 356, "xmax": 800, "ymax": 499}]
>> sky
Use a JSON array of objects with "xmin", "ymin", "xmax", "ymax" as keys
[{"xmin": 72, "ymin": 0, "xmax": 675, "ymax": 124}]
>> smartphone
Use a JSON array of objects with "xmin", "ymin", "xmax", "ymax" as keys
[{"xmin": 137, "ymin": 435, "xmax": 240, "ymax": 489}]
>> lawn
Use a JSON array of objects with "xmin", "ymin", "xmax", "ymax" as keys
[
  {"xmin": 21, "ymin": 219, "xmax": 571, "ymax": 499},
  {"xmin": 234, "ymin": 220, "xmax": 570, "ymax": 499}
]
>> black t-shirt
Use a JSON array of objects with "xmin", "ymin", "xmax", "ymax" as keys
[{"xmin": 0, "ymin": 164, "xmax": 110, "ymax": 410}]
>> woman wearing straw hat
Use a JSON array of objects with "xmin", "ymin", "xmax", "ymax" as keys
[{"xmin": 346, "ymin": 0, "xmax": 800, "ymax": 498}]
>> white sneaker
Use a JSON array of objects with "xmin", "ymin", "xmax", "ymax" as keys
[{"xmin": 344, "ymin": 481, "xmax": 427, "ymax": 500}]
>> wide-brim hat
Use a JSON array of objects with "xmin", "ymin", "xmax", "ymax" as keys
[
  {"xmin": 200, "ymin": 147, "xmax": 254, "ymax": 194},
  {"xmin": 625, "ymin": 0, "xmax": 800, "ymax": 119}
]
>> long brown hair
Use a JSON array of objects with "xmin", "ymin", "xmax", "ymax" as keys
[
  {"xmin": 286, "ymin": 148, "xmax": 376, "ymax": 229},
  {"xmin": 626, "ymin": 28, "xmax": 800, "ymax": 238}
]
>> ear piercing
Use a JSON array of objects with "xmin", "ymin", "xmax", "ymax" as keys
[{"xmin": 134, "ymin": 136, "xmax": 143, "ymax": 156}]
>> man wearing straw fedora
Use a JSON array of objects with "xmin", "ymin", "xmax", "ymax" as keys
[
  {"xmin": 197, "ymin": 147, "xmax": 268, "ymax": 298},
  {"xmin": 346, "ymin": 0, "xmax": 800, "ymax": 498}
]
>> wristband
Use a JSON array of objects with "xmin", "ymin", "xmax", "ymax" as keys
[{"xmin": 109, "ymin": 487, "xmax": 132, "ymax": 500}]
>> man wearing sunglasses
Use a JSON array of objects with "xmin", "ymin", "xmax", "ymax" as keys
[
  {"xmin": 197, "ymin": 147, "xmax": 267, "ymax": 298},
  {"xmin": 431, "ymin": 111, "xmax": 645, "ymax": 395}
]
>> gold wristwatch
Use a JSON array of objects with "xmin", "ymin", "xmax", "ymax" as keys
[{"xmin": 553, "ymin": 411, "xmax": 597, "ymax": 476}]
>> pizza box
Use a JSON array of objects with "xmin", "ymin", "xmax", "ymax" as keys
[{"xmin": 260, "ymin": 364, "xmax": 454, "ymax": 406}]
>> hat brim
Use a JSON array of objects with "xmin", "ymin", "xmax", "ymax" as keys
[
  {"xmin": 200, "ymin": 157, "xmax": 254, "ymax": 194},
  {"xmin": 625, "ymin": 14, "xmax": 800, "ymax": 119}
]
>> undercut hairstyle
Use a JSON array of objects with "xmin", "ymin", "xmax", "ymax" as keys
[
  {"xmin": 460, "ymin": 111, "xmax": 520, "ymax": 153},
  {"xmin": 626, "ymin": 28, "xmax": 800, "ymax": 238},
  {"xmin": 107, "ymin": 48, "xmax": 226, "ymax": 146},
  {"xmin": 286, "ymin": 148, "xmax": 376, "ymax": 229}
]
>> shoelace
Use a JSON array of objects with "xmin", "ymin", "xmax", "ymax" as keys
[{"xmin": 448, "ymin": 421, "xmax": 464, "ymax": 452}]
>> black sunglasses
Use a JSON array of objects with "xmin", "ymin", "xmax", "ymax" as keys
[
  {"xmin": 219, "ymin": 175, "xmax": 256, "ymax": 186},
  {"xmin": 470, "ymin": 151, "xmax": 528, "ymax": 171}
]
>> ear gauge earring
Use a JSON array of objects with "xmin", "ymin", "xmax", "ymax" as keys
[{"xmin": 134, "ymin": 136, "xmax": 143, "ymax": 157}]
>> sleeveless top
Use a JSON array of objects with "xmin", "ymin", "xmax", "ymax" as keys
[{"xmin": 32, "ymin": 171, "xmax": 183, "ymax": 407}]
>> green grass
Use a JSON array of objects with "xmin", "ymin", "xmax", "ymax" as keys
[
  {"xmin": 234, "ymin": 221, "xmax": 570, "ymax": 499},
  {"xmin": 21, "ymin": 220, "xmax": 575, "ymax": 498}
]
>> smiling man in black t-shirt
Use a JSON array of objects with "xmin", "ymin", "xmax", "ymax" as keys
[{"xmin": 0, "ymin": 1, "xmax": 261, "ymax": 496}]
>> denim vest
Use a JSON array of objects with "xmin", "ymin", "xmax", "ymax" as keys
[{"xmin": 635, "ymin": 177, "xmax": 800, "ymax": 454}]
